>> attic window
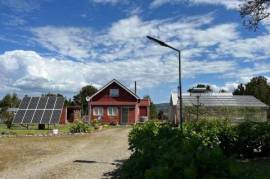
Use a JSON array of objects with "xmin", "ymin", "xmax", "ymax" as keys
[{"xmin": 110, "ymin": 89, "xmax": 119, "ymax": 97}]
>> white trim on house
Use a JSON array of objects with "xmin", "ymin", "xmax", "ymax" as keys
[
  {"xmin": 89, "ymin": 79, "xmax": 140, "ymax": 100},
  {"xmin": 93, "ymin": 107, "xmax": 104, "ymax": 116},
  {"xmin": 107, "ymin": 106, "xmax": 118, "ymax": 116}
]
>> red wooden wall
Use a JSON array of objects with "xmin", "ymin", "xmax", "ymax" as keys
[{"xmin": 92, "ymin": 83, "xmax": 137, "ymax": 102}]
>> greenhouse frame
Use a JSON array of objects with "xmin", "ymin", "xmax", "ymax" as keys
[{"xmin": 169, "ymin": 92, "xmax": 269, "ymax": 124}]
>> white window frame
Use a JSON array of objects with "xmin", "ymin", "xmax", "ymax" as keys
[
  {"xmin": 107, "ymin": 107, "xmax": 118, "ymax": 116},
  {"xmin": 93, "ymin": 107, "xmax": 104, "ymax": 116},
  {"xmin": 110, "ymin": 89, "xmax": 119, "ymax": 97}
]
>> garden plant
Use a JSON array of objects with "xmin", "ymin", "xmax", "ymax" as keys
[{"xmin": 116, "ymin": 120, "xmax": 270, "ymax": 178}]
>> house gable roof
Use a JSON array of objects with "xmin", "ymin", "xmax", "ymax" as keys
[{"xmin": 89, "ymin": 79, "xmax": 140, "ymax": 100}]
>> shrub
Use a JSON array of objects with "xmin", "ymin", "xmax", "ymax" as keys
[
  {"xmin": 1, "ymin": 130, "xmax": 16, "ymax": 135},
  {"xmin": 91, "ymin": 120, "xmax": 103, "ymax": 129},
  {"xmin": 69, "ymin": 121, "xmax": 90, "ymax": 133},
  {"xmin": 1, "ymin": 111, "xmax": 13, "ymax": 129},
  {"xmin": 118, "ymin": 121, "xmax": 245, "ymax": 179},
  {"xmin": 184, "ymin": 119, "xmax": 270, "ymax": 158},
  {"xmin": 184, "ymin": 119, "xmax": 239, "ymax": 156},
  {"xmin": 117, "ymin": 120, "xmax": 270, "ymax": 178},
  {"xmin": 235, "ymin": 121, "xmax": 270, "ymax": 158}
]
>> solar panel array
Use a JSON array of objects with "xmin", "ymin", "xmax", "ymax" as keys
[{"xmin": 13, "ymin": 96, "xmax": 64, "ymax": 124}]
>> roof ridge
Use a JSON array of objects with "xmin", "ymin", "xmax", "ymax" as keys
[{"xmin": 89, "ymin": 79, "xmax": 140, "ymax": 100}]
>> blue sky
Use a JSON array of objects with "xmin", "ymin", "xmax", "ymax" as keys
[{"xmin": 0, "ymin": 0, "xmax": 270, "ymax": 103}]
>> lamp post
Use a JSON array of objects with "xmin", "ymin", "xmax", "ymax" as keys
[{"xmin": 146, "ymin": 36, "xmax": 183, "ymax": 130}]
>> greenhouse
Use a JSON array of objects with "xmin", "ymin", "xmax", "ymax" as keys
[{"xmin": 169, "ymin": 92, "xmax": 269, "ymax": 123}]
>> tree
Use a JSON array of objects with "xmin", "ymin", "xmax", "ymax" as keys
[
  {"xmin": 42, "ymin": 93, "xmax": 64, "ymax": 97},
  {"xmin": 240, "ymin": 0, "xmax": 270, "ymax": 30},
  {"xmin": 73, "ymin": 85, "xmax": 98, "ymax": 115},
  {"xmin": 1, "ymin": 111, "xmax": 13, "ymax": 129},
  {"xmin": 64, "ymin": 98, "xmax": 76, "ymax": 107},
  {"xmin": 245, "ymin": 76, "xmax": 270, "ymax": 105},
  {"xmin": 187, "ymin": 84, "xmax": 212, "ymax": 92},
  {"xmin": 0, "ymin": 93, "xmax": 20, "ymax": 109},
  {"xmin": 144, "ymin": 95, "xmax": 157, "ymax": 119},
  {"xmin": 0, "ymin": 93, "xmax": 20, "ymax": 129},
  {"xmin": 219, "ymin": 89, "xmax": 227, "ymax": 93},
  {"xmin": 233, "ymin": 83, "xmax": 246, "ymax": 95},
  {"xmin": 233, "ymin": 76, "xmax": 270, "ymax": 105},
  {"xmin": 158, "ymin": 110, "xmax": 164, "ymax": 120}
]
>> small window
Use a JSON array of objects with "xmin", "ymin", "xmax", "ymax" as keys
[
  {"xmin": 110, "ymin": 89, "xmax": 119, "ymax": 97},
  {"xmin": 93, "ymin": 107, "xmax": 103, "ymax": 116},
  {"xmin": 107, "ymin": 107, "xmax": 118, "ymax": 116}
]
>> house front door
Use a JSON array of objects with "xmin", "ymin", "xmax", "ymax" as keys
[{"xmin": 121, "ymin": 107, "xmax": 129, "ymax": 124}]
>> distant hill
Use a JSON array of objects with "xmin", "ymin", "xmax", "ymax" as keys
[{"xmin": 155, "ymin": 103, "xmax": 169, "ymax": 115}]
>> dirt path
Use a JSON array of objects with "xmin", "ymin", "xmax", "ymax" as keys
[{"xmin": 0, "ymin": 127, "xmax": 131, "ymax": 179}]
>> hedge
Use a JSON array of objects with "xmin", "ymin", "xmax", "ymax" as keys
[{"xmin": 116, "ymin": 120, "xmax": 270, "ymax": 178}]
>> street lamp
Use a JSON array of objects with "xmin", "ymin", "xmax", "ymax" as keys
[{"xmin": 146, "ymin": 36, "xmax": 183, "ymax": 130}]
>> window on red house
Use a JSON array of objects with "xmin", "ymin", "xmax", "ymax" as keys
[
  {"xmin": 93, "ymin": 107, "xmax": 103, "ymax": 116},
  {"xmin": 110, "ymin": 89, "xmax": 119, "ymax": 97},
  {"xmin": 107, "ymin": 107, "xmax": 118, "ymax": 116}
]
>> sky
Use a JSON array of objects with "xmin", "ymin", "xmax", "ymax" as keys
[{"xmin": 0, "ymin": 0, "xmax": 270, "ymax": 103}]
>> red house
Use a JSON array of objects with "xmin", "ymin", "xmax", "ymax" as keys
[{"xmin": 88, "ymin": 79, "xmax": 150, "ymax": 125}]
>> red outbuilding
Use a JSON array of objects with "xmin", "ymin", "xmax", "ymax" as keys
[{"xmin": 88, "ymin": 79, "xmax": 150, "ymax": 125}]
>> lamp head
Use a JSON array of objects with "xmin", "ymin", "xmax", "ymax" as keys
[{"xmin": 146, "ymin": 36, "xmax": 169, "ymax": 47}]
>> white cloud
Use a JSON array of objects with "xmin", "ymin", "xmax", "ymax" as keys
[
  {"xmin": 150, "ymin": 0, "xmax": 243, "ymax": 9},
  {"xmin": 0, "ymin": 0, "xmax": 43, "ymax": 13},
  {"xmin": 99, "ymin": 15, "xmax": 240, "ymax": 63},
  {"xmin": 211, "ymin": 82, "xmax": 239, "ymax": 92},
  {"xmin": 90, "ymin": 0, "xmax": 125, "ymax": 5},
  {"xmin": 2, "ymin": 14, "xmax": 26, "ymax": 26},
  {"xmin": 6, "ymin": 14, "xmax": 270, "ymax": 97},
  {"xmin": 0, "ymin": 50, "xmax": 236, "ymax": 96},
  {"xmin": 0, "ymin": 0, "xmax": 46, "ymax": 27},
  {"xmin": 262, "ymin": 18, "xmax": 270, "ymax": 32},
  {"xmin": 217, "ymin": 35, "xmax": 270, "ymax": 60},
  {"xmin": 31, "ymin": 26, "xmax": 94, "ymax": 60},
  {"xmin": 150, "ymin": 0, "xmax": 170, "ymax": 8},
  {"xmin": 31, "ymin": 14, "xmax": 224, "ymax": 61},
  {"xmin": 226, "ymin": 63, "xmax": 270, "ymax": 82},
  {"xmin": 188, "ymin": 0, "xmax": 243, "ymax": 9},
  {"xmin": 108, "ymin": 16, "xmax": 154, "ymax": 41}
]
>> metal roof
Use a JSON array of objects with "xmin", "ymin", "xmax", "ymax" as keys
[{"xmin": 171, "ymin": 92, "xmax": 268, "ymax": 108}]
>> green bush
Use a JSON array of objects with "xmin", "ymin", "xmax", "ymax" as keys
[
  {"xmin": 235, "ymin": 121, "xmax": 270, "ymax": 158},
  {"xmin": 1, "ymin": 130, "xmax": 16, "ymax": 135},
  {"xmin": 118, "ymin": 121, "xmax": 245, "ymax": 179},
  {"xmin": 116, "ymin": 120, "xmax": 270, "ymax": 178},
  {"xmin": 184, "ymin": 120, "xmax": 270, "ymax": 158},
  {"xmin": 1, "ymin": 111, "xmax": 13, "ymax": 129},
  {"xmin": 69, "ymin": 121, "xmax": 90, "ymax": 133},
  {"xmin": 184, "ymin": 119, "xmax": 238, "ymax": 156},
  {"xmin": 185, "ymin": 121, "xmax": 270, "ymax": 158},
  {"xmin": 91, "ymin": 120, "xmax": 103, "ymax": 129}
]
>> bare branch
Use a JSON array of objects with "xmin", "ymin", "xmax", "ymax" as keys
[{"xmin": 240, "ymin": 0, "xmax": 270, "ymax": 31}]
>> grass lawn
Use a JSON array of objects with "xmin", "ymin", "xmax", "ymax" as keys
[
  {"xmin": 0, "ymin": 122, "xmax": 126, "ymax": 136},
  {"xmin": 0, "ymin": 123, "xmax": 94, "ymax": 135}
]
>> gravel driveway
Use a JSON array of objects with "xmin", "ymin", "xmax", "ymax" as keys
[{"xmin": 0, "ymin": 127, "xmax": 131, "ymax": 179}]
